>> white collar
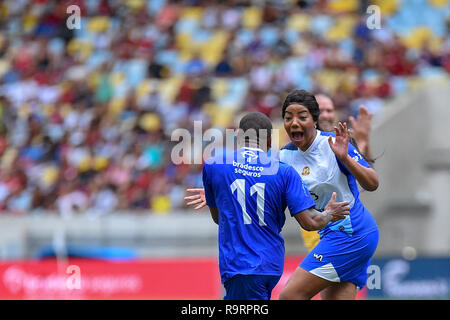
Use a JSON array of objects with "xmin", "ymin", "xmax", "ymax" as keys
[{"xmin": 298, "ymin": 129, "xmax": 321, "ymax": 154}]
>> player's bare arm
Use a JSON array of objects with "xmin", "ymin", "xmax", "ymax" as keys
[
  {"xmin": 208, "ymin": 207, "xmax": 219, "ymax": 225},
  {"xmin": 184, "ymin": 188, "xmax": 206, "ymax": 210},
  {"xmin": 293, "ymin": 192, "xmax": 350, "ymax": 231},
  {"xmin": 348, "ymin": 105, "xmax": 374, "ymax": 162},
  {"xmin": 328, "ymin": 122, "xmax": 379, "ymax": 191},
  {"xmin": 185, "ymin": 188, "xmax": 217, "ymax": 224}
]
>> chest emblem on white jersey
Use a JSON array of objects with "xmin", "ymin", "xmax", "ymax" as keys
[{"xmin": 302, "ymin": 166, "xmax": 310, "ymax": 176}]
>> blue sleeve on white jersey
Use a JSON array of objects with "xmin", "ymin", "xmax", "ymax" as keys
[
  {"xmin": 202, "ymin": 163, "xmax": 217, "ymax": 208},
  {"xmin": 347, "ymin": 142, "xmax": 370, "ymax": 168},
  {"xmin": 336, "ymin": 142, "xmax": 371, "ymax": 176},
  {"xmin": 283, "ymin": 165, "xmax": 316, "ymax": 216}
]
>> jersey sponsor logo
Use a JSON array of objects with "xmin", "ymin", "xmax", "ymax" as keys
[
  {"xmin": 313, "ymin": 253, "xmax": 323, "ymax": 262},
  {"xmin": 301, "ymin": 166, "xmax": 310, "ymax": 175},
  {"xmin": 241, "ymin": 150, "xmax": 258, "ymax": 163}
]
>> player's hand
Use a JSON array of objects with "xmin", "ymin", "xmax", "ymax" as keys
[
  {"xmin": 328, "ymin": 122, "xmax": 350, "ymax": 162},
  {"xmin": 348, "ymin": 105, "xmax": 373, "ymax": 151},
  {"xmin": 184, "ymin": 188, "xmax": 206, "ymax": 210},
  {"xmin": 324, "ymin": 192, "xmax": 350, "ymax": 222}
]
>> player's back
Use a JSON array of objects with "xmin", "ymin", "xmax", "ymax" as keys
[{"xmin": 202, "ymin": 147, "xmax": 314, "ymax": 283}]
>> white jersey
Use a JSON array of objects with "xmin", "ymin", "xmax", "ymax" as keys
[{"xmin": 279, "ymin": 130, "xmax": 378, "ymax": 237}]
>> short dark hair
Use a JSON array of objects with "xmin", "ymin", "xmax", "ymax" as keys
[
  {"xmin": 238, "ymin": 112, "xmax": 272, "ymax": 146},
  {"xmin": 282, "ymin": 89, "xmax": 321, "ymax": 123}
]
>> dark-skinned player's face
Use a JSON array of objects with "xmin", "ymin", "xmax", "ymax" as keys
[{"xmin": 283, "ymin": 104, "xmax": 317, "ymax": 151}]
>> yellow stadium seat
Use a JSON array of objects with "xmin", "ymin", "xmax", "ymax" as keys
[
  {"xmin": 175, "ymin": 33, "xmax": 192, "ymax": 49},
  {"xmin": 42, "ymin": 104, "xmax": 55, "ymax": 117},
  {"xmin": 42, "ymin": 166, "xmax": 59, "ymax": 186},
  {"xmin": 0, "ymin": 3, "xmax": 7, "ymax": 20},
  {"xmin": 202, "ymin": 102, "xmax": 217, "ymax": 118},
  {"xmin": 22, "ymin": 13, "xmax": 38, "ymax": 32},
  {"xmin": 78, "ymin": 156, "xmax": 92, "ymax": 172},
  {"xmin": 159, "ymin": 77, "xmax": 179, "ymax": 102},
  {"xmin": 87, "ymin": 16, "xmax": 110, "ymax": 33},
  {"xmin": 327, "ymin": 0, "xmax": 359, "ymax": 13},
  {"xmin": 136, "ymin": 79, "xmax": 152, "ymax": 98},
  {"xmin": 212, "ymin": 108, "xmax": 236, "ymax": 127},
  {"xmin": 108, "ymin": 98, "xmax": 125, "ymax": 116},
  {"xmin": 0, "ymin": 59, "xmax": 10, "ymax": 78},
  {"xmin": 179, "ymin": 50, "xmax": 195, "ymax": 63},
  {"xmin": 429, "ymin": 0, "xmax": 448, "ymax": 7},
  {"xmin": 287, "ymin": 14, "xmax": 311, "ymax": 32},
  {"xmin": 93, "ymin": 156, "xmax": 109, "ymax": 171},
  {"xmin": 326, "ymin": 15, "xmax": 357, "ymax": 41},
  {"xmin": 211, "ymin": 30, "xmax": 229, "ymax": 49},
  {"xmin": 402, "ymin": 27, "xmax": 442, "ymax": 52},
  {"xmin": 1, "ymin": 148, "xmax": 18, "ymax": 170},
  {"xmin": 211, "ymin": 78, "xmax": 229, "ymax": 100},
  {"xmin": 314, "ymin": 70, "xmax": 341, "ymax": 93},
  {"xmin": 326, "ymin": 25, "xmax": 348, "ymax": 41},
  {"xmin": 110, "ymin": 72, "xmax": 125, "ymax": 86},
  {"xmin": 340, "ymin": 72, "xmax": 359, "ymax": 93},
  {"xmin": 242, "ymin": 7, "xmax": 262, "ymax": 29},
  {"xmin": 88, "ymin": 72, "xmax": 101, "ymax": 90},
  {"xmin": 180, "ymin": 7, "xmax": 204, "ymax": 20},
  {"xmin": 67, "ymin": 38, "xmax": 93, "ymax": 61},
  {"xmin": 139, "ymin": 113, "xmax": 161, "ymax": 131},
  {"xmin": 201, "ymin": 30, "xmax": 229, "ymax": 66},
  {"xmin": 66, "ymin": 39, "xmax": 81, "ymax": 56},
  {"xmin": 159, "ymin": 76, "xmax": 184, "ymax": 103},
  {"xmin": 373, "ymin": 0, "xmax": 399, "ymax": 15},
  {"xmin": 125, "ymin": 0, "xmax": 145, "ymax": 10}
]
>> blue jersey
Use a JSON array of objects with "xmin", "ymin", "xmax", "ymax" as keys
[
  {"xmin": 203, "ymin": 147, "xmax": 315, "ymax": 283},
  {"xmin": 279, "ymin": 130, "xmax": 378, "ymax": 238}
]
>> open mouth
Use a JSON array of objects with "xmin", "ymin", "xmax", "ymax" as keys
[{"xmin": 290, "ymin": 131, "xmax": 304, "ymax": 142}]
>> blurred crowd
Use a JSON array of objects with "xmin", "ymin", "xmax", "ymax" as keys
[{"xmin": 0, "ymin": 0, "xmax": 449, "ymax": 215}]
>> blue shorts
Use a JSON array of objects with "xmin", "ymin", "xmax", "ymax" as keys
[
  {"xmin": 300, "ymin": 229, "xmax": 379, "ymax": 290},
  {"xmin": 223, "ymin": 274, "xmax": 281, "ymax": 300}
]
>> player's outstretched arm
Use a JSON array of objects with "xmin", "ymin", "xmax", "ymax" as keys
[
  {"xmin": 208, "ymin": 207, "xmax": 219, "ymax": 225},
  {"xmin": 293, "ymin": 192, "xmax": 350, "ymax": 231},
  {"xmin": 184, "ymin": 188, "xmax": 206, "ymax": 210},
  {"xmin": 184, "ymin": 188, "xmax": 218, "ymax": 224},
  {"xmin": 348, "ymin": 105, "xmax": 374, "ymax": 162}
]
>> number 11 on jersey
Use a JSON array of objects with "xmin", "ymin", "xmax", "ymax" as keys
[{"xmin": 230, "ymin": 179, "xmax": 267, "ymax": 226}]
